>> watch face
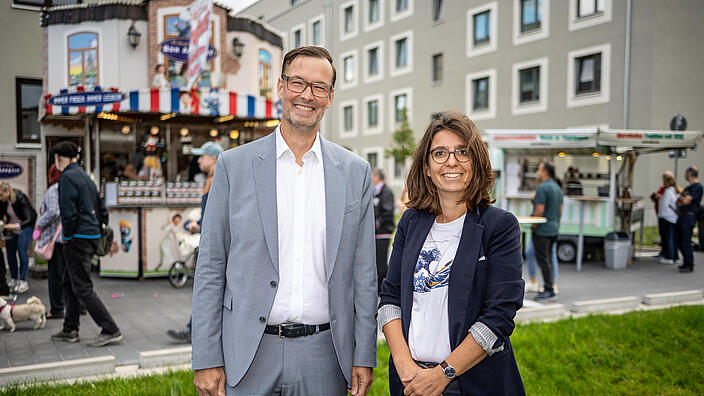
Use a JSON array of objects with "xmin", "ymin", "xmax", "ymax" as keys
[{"xmin": 444, "ymin": 366, "xmax": 456, "ymax": 379}]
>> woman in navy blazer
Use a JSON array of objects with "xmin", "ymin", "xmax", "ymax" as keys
[{"xmin": 379, "ymin": 111, "xmax": 525, "ymax": 395}]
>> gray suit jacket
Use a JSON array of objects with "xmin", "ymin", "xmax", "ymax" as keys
[{"xmin": 191, "ymin": 130, "xmax": 378, "ymax": 387}]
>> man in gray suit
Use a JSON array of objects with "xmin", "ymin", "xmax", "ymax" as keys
[{"xmin": 191, "ymin": 46, "xmax": 377, "ymax": 396}]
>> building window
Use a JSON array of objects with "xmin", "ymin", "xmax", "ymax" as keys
[
  {"xmin": 367, "ymin": 100, "xmax": 379, "ymax": 128},
  {"xmin": 432, "ymin": 53, "xmax": 443, "ymax": 84},
  {"xmin": 67, "ymin": 32, "xmax": 99, "ymax": 88},
  {"xmin": 389, "ymin": 87, "xmax": 412, "ymax": 131},
  {"xmin": 473, "ymin": 78, "xmax": 489, "ymax": 111},
  {"xmin": 344, "ymin": 105, "xmax": 354, "ymax": 131},
  {"xmin": 432, "ymin": 0, "xmax": 443, "ymax": 22},
  {"xmin": 344, "ymin": 56, "xmax": 355, "ymax": 83},
  {"xmin": 367, "ymin": 152, "xmax": 378, "ymax": 169},
  {"xmin": 311, "ymin": 21, "xmax": 321, "ymax": 45},
  {"xmin": 368, "ymin": 47, "xmax": 379, "ymax": 76},
  {"xmin": 391, "ymin": 0, "xmax": 413, "ymax": 21},
  {"xmin": 291, "ymin": 0, "xmax": 300, "ymax": 5},
  {"xmin": 369, "ymin": 0, "xmax": 380, "ymax": 23},
  {"xmin": 259, "ymin": 50, "xmax": 272, "ymax": 99},
  {"xmin": 519, "ymin": 66, "xmax": 540, "ymax": 103},
  {"xmin": 344, "ymin": 6, "xmax": 354, "ymax": 33},
  {"xmin": 575, "ymin": 53, "xmax": 601, "ymax": 94},
  {"xmin": 577, "ymin": 0, "xmax": 604, "ymax": 18},
  {"xmin": 391, "ymin": 30, "xmax": 414, "ymax": 77},
  {"xmin": 294, "ymin": 29, "xmax": 302, "ymax": 48},
  {"xmin": 473, "ymin": 11, "xmax": 490, "ymax": 45},
  {"xmin": 340, "ymin": 1, "xmax": 359, "ymax": 40},
  {"xmin": 569, "ymin": 0, "xmax": 611, "ymax": 31},
  {"xmin": 163, "ymin": 13, "xmax": 215, "ymax": 87},
  {"xmin": 15, "ymin": 78, "xmax": 42, "ymax": 144},
  {"xmin": 520, "ymin": 0, "xmax": 541, "ymax": 33},
  {"xmin": 567, "ymin": 43, "xmax": 610, "ymax": 107},
  {"xmin": 394, "ymin": 157, "xmax": 404, "ymax": 179},
  {"xmin": 394, "ymin": 94, "xmax": 407, "ymax": 123}
]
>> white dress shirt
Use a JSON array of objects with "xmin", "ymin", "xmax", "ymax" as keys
[{"xmin": 268, "ymin": 128, "xmax": 329, "ymax": 325}]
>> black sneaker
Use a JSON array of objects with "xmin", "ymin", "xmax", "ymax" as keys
[
  {"xmin": 166, "ymin": 328, "xmax": 191, "ymax": 343},
  {"xmin": 535, "ymin": 290, "xmax": 557, "ymax": 302},
  {"xmin": 679, "ymin": 266, "xmax": 694, "ymax": 273},
  {"xmin": 87, "ymin": 331, "xmax": 123, "ymax": 347},
  {"xmin": 51, "ymin": 330, "xmax": 79, "ymax": 343}
]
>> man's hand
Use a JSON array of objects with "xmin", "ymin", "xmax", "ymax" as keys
[
  {"xmin": 5, "ymin": 223, "xmax": 20, "ymax": 231},
  {"xmin": 348, "ymin": 366, "xmax": 373, "ymax": 396},
  {"xmin": 194, "ymin": 367, "xmax": 226, "ymax": 396},
  {"xmin": 401, "ymin": 367, "xmax": 451, "ymax": 396}
]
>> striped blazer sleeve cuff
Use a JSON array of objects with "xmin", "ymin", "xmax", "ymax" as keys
[
  {"xmin": 470, "ymin": 322, "xmax": 504, "ymax": 357},
  {"xmin": 377, "ymin": 304, "xmax": 402, "ymax": 333}
]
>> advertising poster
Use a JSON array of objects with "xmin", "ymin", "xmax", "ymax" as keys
[
  {"xmin": 0, "ymin": 157, "xmax": 33, "ymax": 201},
  {"xmin": 186, "ymin": 0, "xmax": 213, "ymax": 88},
  {"xmin": 100, "ymin": 208, "xmax": 140, "ymax": 277},
  {"xmin": 142, "ymin": 206, "xmax": 199, "ymax": 277}
]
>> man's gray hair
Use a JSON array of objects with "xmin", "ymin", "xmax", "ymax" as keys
[{"xmin": 372, "ymin": 168, "xmax": 385, "ymax": 181}]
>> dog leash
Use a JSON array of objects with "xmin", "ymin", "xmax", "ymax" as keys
[{"xmin": 0, "ymin": 296, "xmax": 16, "ymax": 319}]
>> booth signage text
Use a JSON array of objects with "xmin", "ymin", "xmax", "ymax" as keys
[
  {"xmin": 0, "ymin": 161, "xmax": 23, "ymax": 179},
  {"xmin": 48, "ymin": 91, "xmax": 124, "ymax": 106},
  {"xmin": 159, "ymin": 38, "xmax": 216, "ymax": 63}
]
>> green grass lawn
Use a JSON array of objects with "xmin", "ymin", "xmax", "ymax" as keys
[{"xmin": 3, "ymin": 306, "xmax": 703, "ymax": 396}]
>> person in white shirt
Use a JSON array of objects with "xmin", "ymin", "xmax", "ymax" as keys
[
  {"xmin": 151, "ymin": 64, "xmax": 169, "ymax": 89},
  {"xmin": 658, "ymin": 173, "xmax": 682, "ymax": 264},
  {"xmin": 191, "ymin": 46, "xmax": 377, "ymax": 396},
  {"xmin": 379, "ymin": 111, "xmax": 525, "ymax": 395}
]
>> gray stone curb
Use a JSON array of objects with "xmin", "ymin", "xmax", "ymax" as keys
[
  {"xmin": 642, "ymin": 290, "xmax": 704, "ymax": 305},
  {"xmin": 139, "ymin": 346, "xmax": 192, "ymax": 368},
  {"xmin": 0, "ymin": 355, "xmax": 115, "ymax": 387},
  {"xmin": 570, "ymin": 296, "xmax": 641, "ymax": 313}
]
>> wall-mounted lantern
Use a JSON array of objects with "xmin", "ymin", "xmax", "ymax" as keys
[
  {"xmin": 232, "ymin": 37, "xmax": 245, "ymax": 58},
  {"xmin": 127, "ymin": 22, "xmax": 142, "ymax": 49}
]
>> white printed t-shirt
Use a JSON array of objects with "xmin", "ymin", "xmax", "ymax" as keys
[{"xmin": 408, "ymin": 213, "xmax": 465, "ymax": 363}]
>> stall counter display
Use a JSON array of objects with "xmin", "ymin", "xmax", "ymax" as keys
[{"xmin": 112, "ymin": 181, "xmax": 203, "ymax": 205}]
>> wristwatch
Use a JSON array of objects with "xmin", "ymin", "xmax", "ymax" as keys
[{"xmin": 440, "ymin": 360, "xmax": 456, "ymax": 380}]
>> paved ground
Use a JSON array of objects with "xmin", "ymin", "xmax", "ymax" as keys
[{"xmin": 1, "ymin": 249, "xmax": 703, "ymax": 369}]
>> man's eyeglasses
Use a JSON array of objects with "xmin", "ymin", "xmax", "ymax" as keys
[
  {"xmin": 281, "ymin": 75, "xmax": 333, "ymax": 98},
  {"xmin": 430, "ymin": 148, "xmax": 471, "ymax": 164}
]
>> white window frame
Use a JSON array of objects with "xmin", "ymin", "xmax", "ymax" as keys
[
  {"xmin": 339, "ymin": 100, "xmax": 359, "ymax": 138},
  {"xmin": 513, "ymin": 0, "xmax": 550, "ymax": 46},
  {"xmin": 467, "ymin": 2, "xmax": 498, "ymax": 58},
  {"xmin": 465, "ymin": 69, "xmax": 497, "ymax": 121},
  {"xmin": 290, "ymin": 23, "xmax": 305, "ymax": 49},
  {"xmin": 339, "ymin": 49, "xmax": 359, "ymax": 90},
  {"xmin": 388, "ymin": 156, "xmax": 409, "ymax": 184},
  {"xmin": 568, "ymin": 0, "xmax": 612, "ymax": 31},
  {"xmin": 363, "ymin": 40, "xmax": 384, "ymax": 84},
  {"xmin": 363, "ymin": 94, "xmax": 384, "ymax": 135},
  {"xmin": 391, "ymin": 0, "xmax": 414, "ymax": 22},
  {"xmin": 388, "ymin": 87, "xmax": 413, "ymax": 132},
  {"xmin": 567, "ymin": 43, "xmax": 611, "ymax": 108},
  {"xmin": 339, "ymin": 0, "xmax": 359, "ymax": 42},
  {"xmin": 308, "ymin": 14, "xmax": 325, "ymax": 46},
  {"xmin": 364, "ymin": 0, "xmax": 385, "ymax": 32},
  {"xmin": 511, "ymin": 57, "xmax": 548, "ymax": 115},
  {"xmin": 390, "ymin": 30, "xmax": 413, "ymax": 77},
  {"xmin": 362, "ymin": 146, "xmax": 384, "ymax": 171}
]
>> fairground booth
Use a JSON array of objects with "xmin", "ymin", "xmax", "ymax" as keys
[
  {"xmin": 39, "ymin": 0, "xmax": 283, "ymax": 278},
  {"xmin": 487, "ymin": 128, "xmax": 701, "ymax": 270}
]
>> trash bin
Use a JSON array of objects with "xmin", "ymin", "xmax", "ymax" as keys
[{"xmin": 604, "ymin": 232, "xmax": 630, "ymax": 270}]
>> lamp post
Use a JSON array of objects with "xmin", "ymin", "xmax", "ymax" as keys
[{"xmin": 127, "ymin": 22, "xmax": 141, "ymax": 49}]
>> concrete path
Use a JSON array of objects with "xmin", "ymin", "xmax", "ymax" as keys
[{"xmin": 1, "ymin": 249, "xmax": 702, "ymax": 381}]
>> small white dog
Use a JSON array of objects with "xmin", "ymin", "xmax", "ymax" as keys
[{"xmin": 0, "ymin": 296, "xmax": 46, "ymax": 332}]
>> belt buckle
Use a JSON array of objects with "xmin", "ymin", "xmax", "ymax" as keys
[{"xmin": 278, "ymin": 324, "xmax": 284, "ymax": 338}]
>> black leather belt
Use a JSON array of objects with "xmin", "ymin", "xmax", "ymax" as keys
[
  {"xmin": 264, "ymin": 323, "xmax": 331, "ymax": 338},
  {"xmin": 414, "ymin": 360, "xmax": 439, "ymax": 369}
]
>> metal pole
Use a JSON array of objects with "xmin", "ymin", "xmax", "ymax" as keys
[{"xmin": 623, "ymin": 0, "xmax": 632, "ymax": 129}]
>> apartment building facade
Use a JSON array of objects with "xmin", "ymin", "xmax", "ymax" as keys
[{"xmin": 241, "ymin": 0, "xmax": 704, "ymax": 211}]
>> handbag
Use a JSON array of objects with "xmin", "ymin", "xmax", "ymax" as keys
[
  {"xmin": 35, "ymin": 223, "xmax": 62, "ymax": 260},
  {"xmin": 86, "ymin": 175, "xmax": 114, "ymax": 257}
]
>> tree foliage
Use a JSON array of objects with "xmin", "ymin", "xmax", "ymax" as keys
[{"xmin": 385, "ymin": 108, "xmax": 416, "ymax": 163}]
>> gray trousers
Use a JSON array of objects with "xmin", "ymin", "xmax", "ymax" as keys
[{"xmin": 227, "ymin": 330, "xmax": 347, "ymax": 396}]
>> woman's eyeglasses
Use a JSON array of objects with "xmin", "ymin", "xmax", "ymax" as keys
[
  {"xmin": 430, "ymin": 148, "xmax": 470, "ymax": 164},
  {"xmin": 281, "ymin": 75, "xmax": 333, "ymax": 98}
]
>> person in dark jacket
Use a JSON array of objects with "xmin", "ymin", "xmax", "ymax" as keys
[
  {"xmin": 379, "ymin": 111, "xmax": 525, "ymax": 396},
  {"xmin": 49, "ymin": 141, "xmax": 123, "ymax": 347},
  {"xmin": 372, "ymin": 168, "xmax": 395, "ymax": 295},
  {"xmin": 0, "ymin": 182, "xmax": 38, "ymax": 294}
]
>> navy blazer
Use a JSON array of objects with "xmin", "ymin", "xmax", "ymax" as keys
[{"xmin": 379, "ymin": 206, "xmax": 525, "ymax": 396}]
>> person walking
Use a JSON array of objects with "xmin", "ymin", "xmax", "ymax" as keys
[
  {"xmin": 675, "ymin": 166, "xmax": 702, "ymax": 273},
  {"xmin": 0, "ymin": 182, "xmax": 38, "ymax": 294},
  {"xmin": 532, "ymin": 161, "xmax": 563, "ymax": 302},
  {"xmin": 191, "ymin": 46, "xmax": 377, "ymax": 396},
  {"xmin": 49, "ymin": 141, "xmax": 122, "ymax": 347},
  {"xmin": 372, "ymin": 168, "xmax": 395, "ymax": 295},
  {"xmin": 379, "ymin": 111, "xmax": 525, "ymax": 395},
  {"xmin": 657, "ymin": 173, "xmax": 681, "ymax": 265},
  {"xmin": 166, "ymin": 140, "xmax": 223, "ymax": 343},
  {"xmin": 35, "ymin": 164, "xmax": 66, "ymax": 318}
]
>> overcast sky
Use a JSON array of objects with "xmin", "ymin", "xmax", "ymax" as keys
[{"xmin": 219, "ymin": 0, "xmax": 259, "ymax": 14}]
